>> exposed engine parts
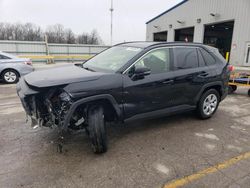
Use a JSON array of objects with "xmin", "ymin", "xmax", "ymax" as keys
[{"xmin": 26, "ymin": 89, "xmax": 78, "ymax": 129}]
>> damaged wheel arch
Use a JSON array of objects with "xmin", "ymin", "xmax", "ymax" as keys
[{"xmin": 62, "ymin": 94, "xmax": 123, "ymax": 130}]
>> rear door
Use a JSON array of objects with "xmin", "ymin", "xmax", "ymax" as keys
[{"xmin": 171, "ymin": 47, "xmax": 213, "ymax": 106}]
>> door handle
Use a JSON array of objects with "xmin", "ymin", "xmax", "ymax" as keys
[
  {"xmin": 198, "ymin": 72, "xmax": 209, "ymax": 78},
  {"xmin": 162, "ymin": 79, "xmax": 174, "ymax": 84}
]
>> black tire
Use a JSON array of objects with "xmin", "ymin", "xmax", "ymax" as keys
[
  {"xmin": 248, "ymin": 89, "xmax": 250, "ymax": 97},
  {"xmin": 228, "ymin": 85, "xmax": 237, "ymax": 94},
  {"xmin": 2, "ymin": 69, "xmax": 19, "ymax": 84},
  {"xmin": 87, "ymin": 105, "xmax": 107, "ymax": 154},
  {"xmin": 197, "ymin": 89, "xmax": 220, "ymax": 119}
]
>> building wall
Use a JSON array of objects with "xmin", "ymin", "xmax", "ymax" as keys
[{"xmin": 146, "ymin": 0, "xmax": 250, "ymax": 66}]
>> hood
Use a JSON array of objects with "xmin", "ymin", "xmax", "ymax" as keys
[{"xmin": 24, "ymin": 64, "xmax": 107, "ymax": 88}]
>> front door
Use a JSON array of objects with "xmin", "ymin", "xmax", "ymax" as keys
[{"xmin": 122, "ymin": 47, "xmax": 176, "ymax": 118}]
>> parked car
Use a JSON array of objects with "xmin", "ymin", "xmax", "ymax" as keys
[
  {"xmin": 0, "ymin": 51, "xmax": 34, "ymax": 83},
  {"xmin": 17, "ymin": 42, "xmax": 232, "ymax": 153}
]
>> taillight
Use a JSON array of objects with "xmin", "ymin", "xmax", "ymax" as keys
[
  {"xmin": 24, "ymin": 60, "xmax": 32, "ymax": 66},
  {"xmin": 228, "ymin": 65, "xmax": 234, "ymax": 72}
]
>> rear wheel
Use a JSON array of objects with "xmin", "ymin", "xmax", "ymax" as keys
[
  {"xmin": 197, "ymin": 89, "xmax": 220, "ymax": 119},
  {"xmin": 87, "ymin": 105, "xmax": 107, "ymax": 154},
  {"xmin": 248, "ymin": 89, "xmax": 250, "ymax": 97},
  {"xmin": 2, "ymin": 69, "xmax": 19, "ymax": 83},
  {"xmin": 228, "ymin": 85, "xmax": 237, "ymax": 94}
]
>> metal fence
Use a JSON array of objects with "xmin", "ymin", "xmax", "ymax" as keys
[{"xmin": 0, "ymin": 40, "xmax": 110, "ymax": 63}]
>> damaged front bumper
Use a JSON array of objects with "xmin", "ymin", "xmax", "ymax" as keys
[
  {"xmin": 17, "ymin": 77, "xmax": 39, "ymax": 127},
  {"xmin": 17, "ymin": 77, "xmax": 72, "ymax": 129}
]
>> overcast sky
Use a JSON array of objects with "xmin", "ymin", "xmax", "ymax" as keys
[{"xmin": 0, "ymin": 0, "xmax": 182, "ymax": 45}]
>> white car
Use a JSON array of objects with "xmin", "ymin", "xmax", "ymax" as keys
[{"xmin": 0, "ymin": 51, "xmax": 34, "ymax": 83}]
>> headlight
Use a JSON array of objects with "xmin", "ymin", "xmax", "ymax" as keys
[{"xmin": 59, "ymin": 92, "xmax": 71, "ymax": 102}]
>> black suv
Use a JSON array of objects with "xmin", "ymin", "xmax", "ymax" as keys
[{"xmin": 17, "ymin": 42, "xmax": 231, "ymax": 153}]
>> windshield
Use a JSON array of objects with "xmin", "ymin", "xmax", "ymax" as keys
[{"xmin": 83, "ymin": 46, "xmax": 142, "ymax": 73}]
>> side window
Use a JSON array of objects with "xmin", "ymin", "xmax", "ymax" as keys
[
  {"xmin": 200, "ymin": 48, "xmax": 216, "ymax": 66},
  {"xmin": 173, "ymin": 47, "xmax": 199, "ymax": 69},
  {"xmin": 132, "ymin": 48, "xmax": 171, "ymax": 74}
]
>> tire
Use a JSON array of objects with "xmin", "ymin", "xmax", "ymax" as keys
[
  {"xmin": 87, "ymin": 105, "xmax": 107, "ymax": 154},
  {"xmin": 228, "ymin": 85, "xmax": 237, "ymax": 94},
  {"xmin": 2, "ymin": 69, "xmax": 19, "ymax": 84},
  {"xmin": 248, "ymin": 89, "xmax": 250, "ymax": 97},
  {"xmin": 197, "ymin": 89, "xmax": 220, "ymax": 119}
]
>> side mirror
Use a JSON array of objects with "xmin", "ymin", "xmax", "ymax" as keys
[{"xmin": 132, "ymin": 67, "xmax": 151, "ymax": 80}]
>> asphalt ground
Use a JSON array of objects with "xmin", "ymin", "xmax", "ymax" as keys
[{"xmin": 0, "ymin": 65, "xmax": 250, "ymax": 188}]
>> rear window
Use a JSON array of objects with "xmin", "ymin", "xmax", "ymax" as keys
[
  {"xmin": 173, "ymin": 47, "xmax": 199, "ymax": 69},
  {"xmin": 199, "ymin": 48, "xmax": 216, "ymax": 66},
  {"xmin": 0, "ymin": 55, "xmax": 10, "ymax": 60}
]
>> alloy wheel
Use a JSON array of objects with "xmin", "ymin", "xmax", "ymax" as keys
[
  {"xmin": 4, "ymin": 71, "xmax": 17, "ymax": 83},
  {"xmin": 202, "ymin": 94, "xmax": 218, "ymax": 116}
]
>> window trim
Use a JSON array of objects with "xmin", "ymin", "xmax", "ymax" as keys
[
  {"xmin": 199, "ymin": 48, "xmax": 216, "ymax": 66},
  {"xmin": 122, "ymin": 47, "xmax": 172, "ymax": 74},
  {"xmin": 197, "ymin": 48, "xmax": 206, "ymax": 67}
]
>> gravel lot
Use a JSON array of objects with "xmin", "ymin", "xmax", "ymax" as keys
[{"xmin": 0, "ymin": 66, "xmax": 250, "ymax": 188}]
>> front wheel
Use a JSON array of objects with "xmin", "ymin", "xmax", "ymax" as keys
[
  {"xmin": 197, "ymin": 89, "xmax": 220, "ymax": 119},
  {"xmin": 87, "ymin": 105, "xmax": 108, "ymax": 154}
]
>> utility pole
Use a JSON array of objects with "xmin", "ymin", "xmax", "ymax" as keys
[{"xmin": 109, "ymin": 0, "xmax": 114, "ymax": 45}]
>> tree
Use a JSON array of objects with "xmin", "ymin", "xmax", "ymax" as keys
[
  {"xmin": 23, "ymin": 23, "xmax": 43, "ymax": 41},
  {"xmin": 65, "ymin": 29, "xmax": 75, "ymax": 44},
  {"xmin": 0, "ymin": 22, "xmax": 103, "ymax": 45}
]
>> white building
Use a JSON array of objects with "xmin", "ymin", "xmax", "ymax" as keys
[{"xmin": 146, "ymin": 0, "xmax": 250, "ymax": 66}]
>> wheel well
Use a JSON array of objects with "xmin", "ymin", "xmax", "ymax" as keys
[
  {"xmin": 1, "ymin": 68, "xmax": 20, "ymax": 78},
  {"xmin": 202, "ymin": 85, "xmax": 222, "ymax": 98},
  {"xmin": 75, "ymin": 99, "xmax": 118, "ymax": 122}
]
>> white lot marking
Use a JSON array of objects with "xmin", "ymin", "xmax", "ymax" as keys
[
  {"xmin": 207, "ymin": 128, "xmax": 214, "ymax": 131},
  {"xmin": 195, "ymin": 133, "xmax": 219, "ymax": 141},
  {"xmin": 154, "ymin": 163, "xmax": 170, "ymax": 175},
  {"xmin": 227, "ymin": 145, "xmax": 243, "ymax": 152},
  {"xmin": 230, "ymin": 125, "xmax": 246, "ymax": 131},
  {"xmin": 0, "ymin": 106, "xmax": 24, "ymax": 115},
  {"xmin": 205, "ymin": 143, "xmax": 216, "ymax": 150}
]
